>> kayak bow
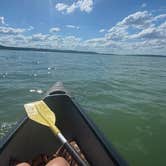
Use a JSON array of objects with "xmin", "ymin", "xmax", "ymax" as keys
[{"xmin": 0, "ymin": 82, "xmax": 127, "ymax": 166}]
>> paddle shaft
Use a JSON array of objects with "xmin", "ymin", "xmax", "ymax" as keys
[
  {"xmin": 50, "ymin": 125, "xmax": 89, "ymax": 166},
  {"xmin": 64, "ymin": 141, "xmax": 89, "ymax": 166}
]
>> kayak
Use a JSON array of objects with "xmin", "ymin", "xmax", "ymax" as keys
[{"xmin": 0, "ymin": 82, "xmax": 127, "ymax": 166}]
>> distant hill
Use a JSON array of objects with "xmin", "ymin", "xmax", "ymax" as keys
[
  {"xmin": 0, "ymin": 44, "xmax": 99, "ymax": 55},
  {"xmin": 0, "ymin": 45, "xmax": 164, "ymax": 57}
]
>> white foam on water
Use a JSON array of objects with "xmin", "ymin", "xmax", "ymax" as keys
[
  {"xmin": 92, "ymin": 110, "xmax": 105, "ymax": 115},
  {"xmin": 33, "ymin": 73, "xmax": 37, "ymax": 77},
  {"xmin": 29, "ymin": 89, "xmax": 36, "ymax": 93},
  {"xmin": 29, "ymin": 89, "xmax": 44, "ymax": 94},
  {"xmin": 0, "ymin": 121, "xmax": 17, "ymax": 138},
  {"xmin": 48, "ymin": 66, "xmax": 56, "ymax": 70},
  {"xmin": 36, "ymin": 89, "xmax": 43, "ymax": 94},
  {"xmin": 1, "ymin": 72, "xmax": 8, "ymax": 78}
]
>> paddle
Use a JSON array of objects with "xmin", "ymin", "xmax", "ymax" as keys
[{"xmin": 24, "ymin": 100, "xmax": 89, "ymax": 166}]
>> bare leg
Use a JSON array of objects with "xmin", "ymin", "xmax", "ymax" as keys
[{"xmin": 46, "ymin": 157, "xmax": 69, "ymax": 166}]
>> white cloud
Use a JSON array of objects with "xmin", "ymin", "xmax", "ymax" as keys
[
  {"xmin": 129, "ymin": 27, "xmax": 159, "ymax": 40},
  {"xmin": 153, "ymin": 14, "xmax": 166, "ymax": 21},
  {"xmin": 62, "ymin": 36, "xmax": 81, "ymax": 49},
  {"xmin": 0, "ymin": 26, "xmax": 25, "ymax": 35},
  {"xmin": 99, "ymin": 29, "xmax": 105, "ymax": 33},
  {"xmin": 106, "ymin": 11, "xmax": 166, "ymax": 41},
  {"xmin": 106, "ymin": 25, "xmax": 128, "ymax": 41},
  {"xmin": 84, "ymin": 37, "xmax": 106, "ymax": 46},
  {"xmin": 84, "ymin": 11, "xmax": 166, "ymax": 54},
  {"xmin": 49, "ymin": 27, "xmax": 61, "ymax": 33},
  {"xmin": 30, "ymin": 33, "xmax": 49, "ymax": 42},
  {"xmin": 128, "ymin": 21, "xmax": 166, "ymax": 40},
  {"xmin": 66, "ymin": 3, "xmax": 77, "ymax": 14},
  {"xmin": 66, "ymin": 25, "xmax": 80, "ymax": 29},
  {"xmin": 141, "ymin": 3, "xmax": 147, "ymax": 8},
  {"xmin": 27, "ymin": 26, "xmax": 34, "ymax": 31},
  {"xmin": 77, "ymin": 0, "xmax": 93, "ymax": 13},
  {"xmin": 117, "ymin": 11, "xmax": 153, "ymax": 29},
  {"xmin": 55, "ymin": 3, "xmax": 68, "ymax": 11},
  {"xmin": 55, "ymin": 0, "xmax": 93, "ymax": 14},
  {"xmin": 105, "ymin": 11, "xmax": 156, "ymax": 41},
  {"xmin": 159, "ymin": 21, "xmax": 166, "ymax": 29},
  {"xmin": 0, "ymin": 16, "xmax": 5, "ymax": 24},
  {"xmin": 1, "ymin": 11, "xmax": 166, "ymax": 55}
]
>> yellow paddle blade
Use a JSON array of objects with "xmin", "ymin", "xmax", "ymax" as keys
[{"xmin": 24, "ymin": 100, "xmax": 55, "ymax": 127}]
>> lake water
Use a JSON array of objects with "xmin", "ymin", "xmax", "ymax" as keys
[{"xmin": 0, "ymin": 50, "xmax": 166, "ymax": 165}]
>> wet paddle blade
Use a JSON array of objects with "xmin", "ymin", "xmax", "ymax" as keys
[{"xmin": 24, "ymin": 100, "xmax": 56, "ymax": 127}]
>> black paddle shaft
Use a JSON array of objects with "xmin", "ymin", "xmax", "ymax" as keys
[{"xmin": 64, "ymin": 142, "xmax": 89, "ymax": 166}]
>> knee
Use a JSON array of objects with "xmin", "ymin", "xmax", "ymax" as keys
[{"xmin": 46, "ymin": 157, "xmax": 69, "ymax": 166}]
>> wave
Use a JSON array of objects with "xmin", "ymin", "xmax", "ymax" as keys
[
  {"xmin": 0, "ymin": 121, "xmax": 17, "ymax": 138},
  {"xmin": 29, "ymin": 89, "xmax": 44, "ymax": 94}
]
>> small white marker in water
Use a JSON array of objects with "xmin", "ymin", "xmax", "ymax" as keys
[
  {"xmin": 29, "ymin": 89, "xmax": 36, "ymax": 93},
  {"xmin": 33, "ymin": 74, "xmax": 37, "ymax": 77},
  {"xmin": 36, "ymin": 89, "xmax": 43, "ymax": 94}
]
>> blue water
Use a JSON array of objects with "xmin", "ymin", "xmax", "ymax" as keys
[{"xmin": 0, "ymin": 50, "xmax": 166, "ymax": 165}]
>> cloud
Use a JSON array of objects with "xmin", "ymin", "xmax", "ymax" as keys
[
  {"xmin": 105, "ymin": 11, "xmax": 155, "ymax": 41},
  {"xmin": 83, "ymin": 11, "xmax": 166, "ymax": 54},
  {"xmin": 66, "ymin": 25, "xmax": 80, "ymax": 29},
  {"xmin": 99, "ymin": 29, "xmax": 105, "ymax": 33},
  {"xmin": 117, "ymin": 11, "xmax": 153, "ymax": 29},
  {"xmin": 153, "ymin": 14, "xmax": 166, "ymax": 21},
  {"xmin": 49, "ymin": 27, "xmax": 61, "ymax": 33},
  {"xmin": 128, "ymin": 20, "xmax": 166, "ymax": 40},
  {"xmin": 0, "ymin": 16, "xmax": 5, "ymax": 24},
  {"xmin": 141, "ymin": 3, "xmax": 147, "ymax": 8},
  {"xmin": 106, "ymin": 25, "xmax": 128, "ymax": 41},
  {"xmin": 0, "ymin": 31, "xmax": 83, "ymax": 50},
  {"xmin": 55, "ymin": 3, "xmax": 68, "ymax": 12},
  {"xmin": 129, "ymin": 27, "xmax": 161, "ymax": 40},
  {"xmin": 27, "ymin": 26, "xmax": 34, "ymax": 31},
  {"xmin": 84, "ymin": 37, "xmax": 106, "ymax": 46},
  {"xmin": 107, "ymin": 11, "xmax": 166, "ymax": 41},
  {"xmin": 67, "ymin": 3, "xmax": 77, "ymax": 14},
  {"xmin": 0, "ymin": 11, "xmax": 166, "ymax": 55},
  {"xmin": 55, "ymin": 0, "xmax": 93, "ymax": 14},
  {"xmin": 62, "ymin": 36, "xmax": 81, "ymax": 49},
  {"xmin": 30, "ymin": 33, "xmax": 48, "ymax": 42},
  {"xmin": 77, "ymin": 0, "xmax": 93, "ymax": 13},
  {"xmin": 0, "ymin": 26, "xmax": 25, "ymax": 35}
]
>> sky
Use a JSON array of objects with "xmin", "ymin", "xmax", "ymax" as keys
[{"xmin": 0, "ymin": 0, "xmax": 166, "ymax": 55}]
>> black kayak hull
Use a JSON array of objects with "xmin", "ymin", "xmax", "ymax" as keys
[{"xmin": 0, "ymin": 82, "xmax": 127, "ymax": 166}]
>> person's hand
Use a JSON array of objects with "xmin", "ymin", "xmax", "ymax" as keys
[
  {"xmin": 16, "ymin": 157, "xmax": 69, "ymax": 166},
  {"xmin": 46, "ymin": 157, "xmax": 69, "ymax": 166}
]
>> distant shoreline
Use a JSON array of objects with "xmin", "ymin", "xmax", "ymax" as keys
[
  {"xmin": 0, "ymin": 44, "xmax": 165, "ymax": 57},
  {"xmin": 0, "ymin": 44, "xmax": 99, "ymax": 55}
]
